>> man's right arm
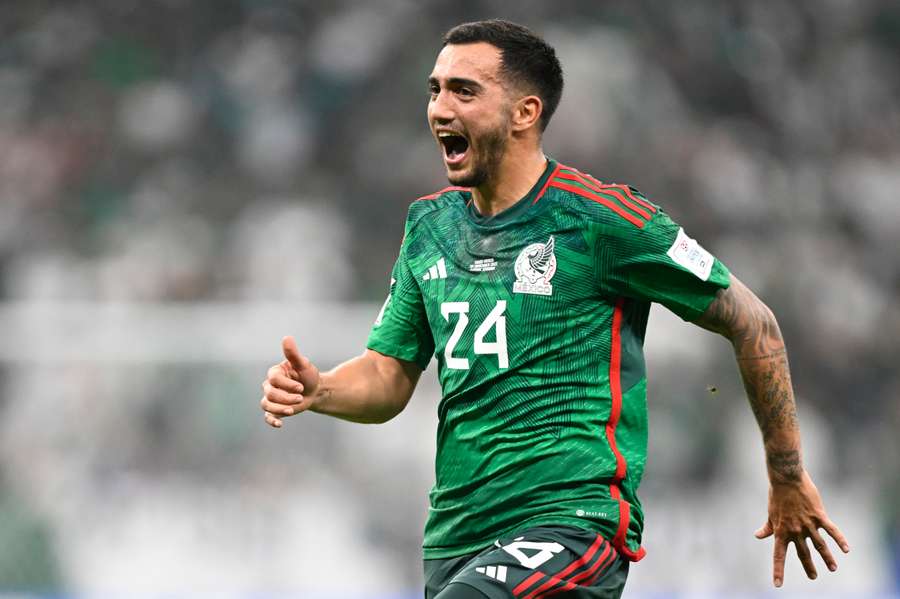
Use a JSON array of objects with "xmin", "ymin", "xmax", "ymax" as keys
[{"xmin": 261, "ymin": 336, "xmax": 422, "ymax": 427}]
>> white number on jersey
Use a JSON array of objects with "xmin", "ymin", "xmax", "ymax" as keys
[{"xmin": 440, "ymin": 300, "xmax": 508, "ymax": 370}]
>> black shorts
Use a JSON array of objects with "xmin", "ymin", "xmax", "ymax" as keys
[{"xmin": 424, "ymin": 526, "xmax": 628, "ymax": 599}]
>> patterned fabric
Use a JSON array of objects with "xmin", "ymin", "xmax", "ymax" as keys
[{"xmin": 368, "ymin": 159, "xmax": 731, "ymax": 560}]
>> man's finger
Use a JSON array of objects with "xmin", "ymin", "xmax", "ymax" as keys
[
  {"xmin": 264, "ymin": 411, "xmax": 283, "ymax": 428},
  {"xmin": 793, "ymin": 537, "xmax": 817, "ymax": 580},
  {"xmin": 261, "ymin": 396, "xmax": 301, "ymax": 416},
  {"xmin": 264, "ymin": 374, "xmax": 304, "ymax": 394},
  {"xmin": 773, "ymin": 537, "xmax": 787, "ymax": 588},
  {"xmin": 282, "ymin": 336, "xmax": 307, "ymax": 372},
  {"xmin": 755, "ymin": 521, "xmax": 773, "ymax": 539},
  {"xmin": 809, "ymin": 529, "xmax": 837, "ymax": 572},
  {"xmin": 263, "ymin": 382, "xmax": 304, "ymax": 405},
  {"xmin": 822, "ymin": 519, "xmax": 850, "ymax": 553}
]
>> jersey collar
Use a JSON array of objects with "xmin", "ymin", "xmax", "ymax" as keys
[{"xmin": 465, "ymin": 158, "xmax": 557, "ymax": 227}]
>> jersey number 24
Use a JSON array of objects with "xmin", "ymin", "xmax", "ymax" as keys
[{"xmin": 440, "ymin": 300, "xmax": 508, "ymax": 370}]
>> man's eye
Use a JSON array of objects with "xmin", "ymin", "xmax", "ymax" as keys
[{"xmin": 458, "ymin": 88, "xmax": 474, "ymax": 97}]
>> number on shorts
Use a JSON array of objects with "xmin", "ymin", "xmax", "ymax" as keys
[{"xmin": 501, "ymin": 539, "xmax": 565, "ymax": 569}]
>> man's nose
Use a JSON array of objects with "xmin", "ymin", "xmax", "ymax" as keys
[{"xmin": 429, "ymin": 90, "xmax": 455, "ymax": 123}]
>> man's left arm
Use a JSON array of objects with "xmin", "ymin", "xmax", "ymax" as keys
[{"xmin": 692, "ymin": 273, "xmax": 850, "ymax": 588}]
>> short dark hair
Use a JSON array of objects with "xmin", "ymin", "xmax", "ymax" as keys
[{"xmin": 442, "ymin": 19, "xmax": 564, "ymax": 132}]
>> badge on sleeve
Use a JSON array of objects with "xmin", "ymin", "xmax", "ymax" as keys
[{"xmin": 667, "ymin": 228, "xmax": 713, "ymax": 281}]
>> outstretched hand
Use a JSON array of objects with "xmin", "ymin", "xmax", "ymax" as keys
[
  {"xmin": 754, "ymin": 470, "xmax": 849, "ymax": 587},
  {"xmin": 260, "ymin": 336, "xmax": 321, "ymax": 428}
]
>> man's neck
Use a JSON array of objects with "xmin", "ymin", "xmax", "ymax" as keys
[{"xmin": 471, "ymin": 148, "xmax": 547, "ymax": 217}]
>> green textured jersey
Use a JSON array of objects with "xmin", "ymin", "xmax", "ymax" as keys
[{"xmin": 367, "ymin": 159, "xmax": 731, "ymax": 561}]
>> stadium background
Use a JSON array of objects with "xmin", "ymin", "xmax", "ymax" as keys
[{"xmin": 1, "ymin": 1, "xmax": 898, "ymax": 597}]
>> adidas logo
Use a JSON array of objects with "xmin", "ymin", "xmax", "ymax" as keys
[
  {"xmin": 475, "ymin": 565, "xmax": 508, "ymax": 582},
  {"xmin": 423, "ymin": 257, "xmax": 448, "ymax": 281}
]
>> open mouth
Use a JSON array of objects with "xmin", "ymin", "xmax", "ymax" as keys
[{"xmin": 438, "ymin": 131, "xmax": 470, "ymax": 165}]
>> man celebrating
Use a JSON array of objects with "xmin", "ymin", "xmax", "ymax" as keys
[{"xmin": 260, "ymin": 20, "xmax": 848, "ymax": 598}]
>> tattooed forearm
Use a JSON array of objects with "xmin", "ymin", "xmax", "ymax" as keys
[
  {"xmin": 767, "ymin": 449, "xmax": 803, "ymax": 483},
  {"xmin": 738, "ymin": 348, "xmax": 798, "ymax": 441},
  {"xmin": 693, "ymin": 275, "xmax": 803, "ymax": 482},
  {"xmin": 736, "ymin": 348, "xmax": 787, "ymax": 361}
]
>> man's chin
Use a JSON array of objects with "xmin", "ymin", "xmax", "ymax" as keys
[{"xmin": 445, "ymin": 166, "xmax": 484, "ymax": 188}]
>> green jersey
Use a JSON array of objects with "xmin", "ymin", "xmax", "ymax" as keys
[{"xmin": 367, "ymin": 159, "xmax": 730, "ymax": 561}]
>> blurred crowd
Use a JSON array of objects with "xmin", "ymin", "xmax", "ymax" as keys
[{"xmin": 0, "ymin": 0, "xmax": 898, "ymax": 595}]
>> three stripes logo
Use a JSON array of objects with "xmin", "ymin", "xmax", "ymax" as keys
[
  {"xmin": 548, "ymin": 165, "xmax": 657, "ymax": 229},
  {"xmin": 423, "ymin": 257, "xmax": 448, "ymax": 281},
  {"xmin": 475, "ymin": 565, "xmax": 508, "ymax": 583}
]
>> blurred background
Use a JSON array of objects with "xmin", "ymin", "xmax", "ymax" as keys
[{"xmin": 0, "ymin": 0, "xmax": 898, "ymax": 597}]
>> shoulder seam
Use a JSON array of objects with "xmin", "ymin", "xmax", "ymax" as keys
[
  {"xmin": 405, "ymin": 188, "xmax": 465, "ymax": 237},
  {"xmin": 551, "ymin": 164, "xmax": 656, "ymax": 229},
  {"xmin": 416, "ymin": 186, "xmax": 471, "ymax": 201}
]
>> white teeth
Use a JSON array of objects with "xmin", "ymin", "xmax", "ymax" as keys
[{"xmin": 437, "ymin": 131, "xmax": 462, "ymax": 138}]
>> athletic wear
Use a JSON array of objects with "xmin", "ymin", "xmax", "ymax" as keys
[
  {"xmin": 367, "ymin": 159, "xmax": 731, "ymax": 560},
  {"xmin": 425, "ymin": 526, "xmax": 628, "ymax": 599}
]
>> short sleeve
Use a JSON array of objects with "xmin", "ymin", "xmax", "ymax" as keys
[
  {"xmin": 367, "ymin": 238, "xmax": 435, "ymax": 370},
  {"xmin": 597, "ymin": 206, "xmax": 731, "ymax": 321}
]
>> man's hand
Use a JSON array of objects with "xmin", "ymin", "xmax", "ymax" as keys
[
  {"xmin": 754, "ymin": 469, "xmax": 850, "ymax": 587},
  {"xmin": 260, "ymin": 336, "xmax": 321, "ymax": 428}
]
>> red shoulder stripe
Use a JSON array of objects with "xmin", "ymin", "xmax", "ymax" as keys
[
  {"xmin": 580, "ymin": 171, "xmax": 657, "ymax": 214},
  {"xmin": 531, "ymin": 162, "xmax": 563, "ymax": 205},
  {"xmin": 549, "ymin": 180, "xmax": 646, "ymax": 228},
  {"xmin": 556, "ymin": 171, "xmax": 652, "ymax": 221},
  {"xmin": 416, "ymin": 186, "xmax": 470, "ymax": 201}
]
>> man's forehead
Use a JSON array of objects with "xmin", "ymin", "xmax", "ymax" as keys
[{"xmin": 430, "ymin": 42, "xmax": 502, "ymax": 84}]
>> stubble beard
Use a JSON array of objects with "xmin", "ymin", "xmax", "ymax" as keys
[{"xmin": 447, "ymin": 120, "xmax": 509, "ymax": 189}]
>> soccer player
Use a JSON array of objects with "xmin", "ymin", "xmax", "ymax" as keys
[{"xmin": 260, "ymin": 19, "xmax": 849, "ymax": 598}]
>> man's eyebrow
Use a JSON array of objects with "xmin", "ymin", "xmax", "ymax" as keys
[{"xmin": 427, "ymin": 76, "xmax": 484, "ymax": 90}]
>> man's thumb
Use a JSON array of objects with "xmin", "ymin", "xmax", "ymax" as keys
[
  {"xmin": 282, "ymin": 336, "xmax": 306, "ymax": 371},
  {"xmin": 754, "ymin": 521, "xmax": 773, "ymax": 539}
]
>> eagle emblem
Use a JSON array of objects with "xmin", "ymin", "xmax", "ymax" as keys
[{"xmin": 513, "ymin": 236, "xmax": 557, "ymax": 296}]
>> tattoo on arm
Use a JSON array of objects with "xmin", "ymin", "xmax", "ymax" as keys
[
  {"xmin": 767, "ymin": 449, "xmax": 803, "ymax": 483},
  {"xmin": 693, "ymin": 275, "xmax": 802, "ymax": 481}
]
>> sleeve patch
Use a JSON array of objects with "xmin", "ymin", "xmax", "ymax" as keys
[{"xmin": 666, "ymin": 228, "xmax": 714, "ymax": 281}]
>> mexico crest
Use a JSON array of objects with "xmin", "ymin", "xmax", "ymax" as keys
[{"xmin": 513, "ymin": 236, "xmax": 557, "ymax": 296}]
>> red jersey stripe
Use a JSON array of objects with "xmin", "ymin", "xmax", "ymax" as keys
[
  {"xmin": 416, "ymin": 186, "xmax": 470, "ymax": 201},
  {"xmin": 579, "ymin": 171, "xmax": 657, "ymax": 214},
  {"xmin": 609, "ymin": 484, "xmax": 647, "ymax": 562},
  {"xmin": 556, "ymin": 171, "xmax": 653, "ymax": 221},
  {"xmin": 612, "ymin": 489, "xmax": 630, "ymax": 550},
  {"xmin": 532, "ymin": 162, "xmax": 563, "ymax": 205},
  {"xmin": 549, "ymin": 181, "xmax": 646, "ymax": 228},
  {"xmin": 606, "ymin": 298, "xmax": 647, "ymax": 563},
  {"xmin": 606, "ymin": 299, "xmax": 628, "ymax": 482}
]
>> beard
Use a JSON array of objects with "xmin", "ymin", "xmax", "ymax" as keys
[{"xmin": 447, "ymin": 119, "xmax": 508, "ymax": 188}]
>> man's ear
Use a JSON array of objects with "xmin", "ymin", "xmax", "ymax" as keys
[{"xmin": 511, "ymin": 95, "xmax": 543, "ymax": 132}]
